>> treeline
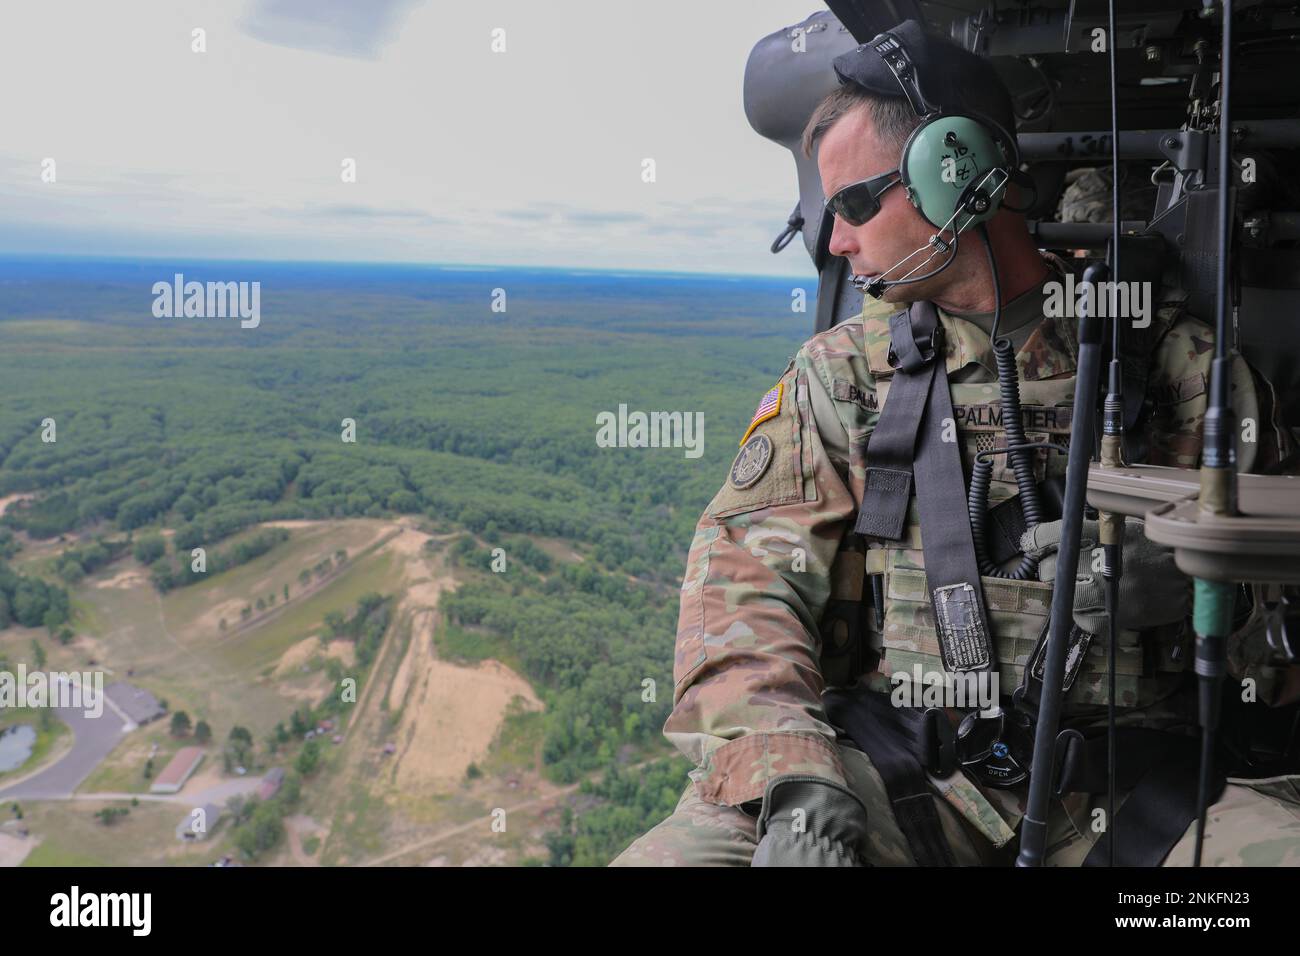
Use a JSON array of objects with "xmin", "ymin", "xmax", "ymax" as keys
[
  {"xmin": 0, "ymin": 529, "xmax": 19, "ymax": 561},
  {"xmin": 52, "ymin": 536, "xmax": 130, "ymax": 584},
  {"xmin": 0, "ymin": 304, "xmax": 790, "ymax": 585},
  {"xmin": 0, "ymin": 561, "xmax": 70, "ymax": 634},
  {"xmin": 442, "ymin": 549, "xmax": 676, "ymax": 783},
  {"xmin": 2, "ymin": 434, "xmax": 718, "ymax": 584},
  {"xmin": 323, "ymin": 591, "xmax": 391, "ymax": 670},
  {"xmin": 149, "ymin": 527, "xmax": 290, "ymax": 592},
  {"xmin": 227, "ymin": 770, "xmax": 304, "ymax": 861},
  {"xmin": 544, "ymin": 758, "xmax": 691, "ymax": 866}
]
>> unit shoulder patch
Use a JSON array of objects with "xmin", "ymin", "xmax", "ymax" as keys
[{"xmin": 729, "ymin": 434, "xmax": 773, "ymax": 489}]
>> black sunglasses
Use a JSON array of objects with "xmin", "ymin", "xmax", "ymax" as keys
[{"xmin": 824, "ymin": 169, "xmax": 901, "ymax": 227}]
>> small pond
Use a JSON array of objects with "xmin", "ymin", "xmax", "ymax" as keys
[{"xmin": 0, "ymin": 724, "xmax": 37, "ymax": 772}]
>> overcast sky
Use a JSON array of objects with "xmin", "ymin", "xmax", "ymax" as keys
[{"xmin": 0, "ymin": 0, "xmax": 828, "ymax": 278}]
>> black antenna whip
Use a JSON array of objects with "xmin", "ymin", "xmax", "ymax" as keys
[
  {"xmin": 1097, "ymin": 0, "xmax": 1126, "ymax": 869},
  {"xmin": 1190, "ymin": 0, "xmax": 1240, "ymax": 868}
]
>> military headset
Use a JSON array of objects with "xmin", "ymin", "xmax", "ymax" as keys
[{"xmin": 842, "ymin": 30, "xmax": 1024, "ymax": 298}]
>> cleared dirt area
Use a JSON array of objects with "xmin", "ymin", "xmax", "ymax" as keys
[
  {"xmin": 285, "ymin": 813, "xmax": 326, "ymax": 866},
  {"xmin": 0, "ymin": 493, "xmax": 34, "ymax": 517},
  {"xmin": 93, "ymin": 568, "xmax": 148, "ymax": 590},
  {"xmin": 391, "ymin": 610, "xmax": 542, "ymax": 791},
  {"xmin": 274, "ymin": 636, "xmax": 354, "ymax": 678}
]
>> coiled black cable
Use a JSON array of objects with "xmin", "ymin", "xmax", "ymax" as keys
[{"xmin": 968, "ymin": 226, "xmax": 1044, "ymax": 580}]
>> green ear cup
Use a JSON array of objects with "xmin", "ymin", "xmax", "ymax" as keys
[{"xmin": 900, "ymin": 114, "xmax": 1011, "ymax": 231}]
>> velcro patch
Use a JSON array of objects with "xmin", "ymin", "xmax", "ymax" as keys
[
  {"xmin": 1152, "ymin": 372, "xmax": 1207, "ymax": 406},
  {"xmin": 707, "ymin": 375, "xmax": 803, "ymax": 518}
]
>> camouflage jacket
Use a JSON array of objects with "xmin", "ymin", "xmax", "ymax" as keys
[{"xmin": 664, "ymin": 287, "xmax": 1295, "ymax": 810}]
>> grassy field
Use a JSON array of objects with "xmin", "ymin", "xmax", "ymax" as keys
[{"xmin": 18, "ymin": 799, "xmax": 234, "ymax": 867}]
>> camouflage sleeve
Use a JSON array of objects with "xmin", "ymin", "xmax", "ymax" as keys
[
  {"xmin": 663, "ymin": 345, "xmax": 858, "ymax": 807},
  {"xmin": 1143, "ymin": 312, "xmax": 1296, "ymax": 474}
]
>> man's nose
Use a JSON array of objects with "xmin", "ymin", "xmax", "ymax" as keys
[{"xmin": 827, "ymin": 215, "xmax": 858, "ymax": 259}]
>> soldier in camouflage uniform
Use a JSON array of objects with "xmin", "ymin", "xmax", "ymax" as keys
[{"xmin": 612, "ymin": 26, "xmax": 1299, "ymax": 867}]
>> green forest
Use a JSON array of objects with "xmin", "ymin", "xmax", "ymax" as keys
[{"xmin": 0, "ymin": 259, "xmax": 810, "ymax": 863}]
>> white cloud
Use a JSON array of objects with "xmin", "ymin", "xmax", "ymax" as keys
[{"xmin": 0, "ymin": 0, "xmax": 822, "ymax": 277}]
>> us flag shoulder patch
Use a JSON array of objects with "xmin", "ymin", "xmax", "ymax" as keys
[{"xmin": 739, "ymin": 382, "xmax": 783, "ymax": 446}]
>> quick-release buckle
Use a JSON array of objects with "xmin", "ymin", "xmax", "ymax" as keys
[
  {"xmin": 955, "ymin": 704, "xmax": 1034, "ymax": 789},
  {"xmin": 887, "ymin": 323, "xmax": 944, "ymax": 371}
]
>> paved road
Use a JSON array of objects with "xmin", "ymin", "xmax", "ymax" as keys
[
  {"xmin": 65, "ymin": 777, "xmax": 264, "ymax": 805},
  {"xmin": 0, "ymin": 703, "xmax": 131, "ymax": 801}
]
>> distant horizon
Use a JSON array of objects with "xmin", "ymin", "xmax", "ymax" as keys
[
  {"xmin": 1, "ymin": 1, "xmax": 825, "ymax": 279},
  {"xmin": 0, "ymin": 251, "xmax": 816, "ymax": 284}
]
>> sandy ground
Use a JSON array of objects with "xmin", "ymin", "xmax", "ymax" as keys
[
  {"xmin": 284, "ymin": 814, "xmax": 325, "ymax": 866},
  {"xmin": 273, "ymin": 636, "xmax": 354, "ymax": 683},
  {"xmin": 325, "ymin": 641, "xmax": 355, "ymax": 667},
  {"xmin": 391, "ymin": 609, "xmax": 542, "ymax": 791},
  {"xmin": 276, "ymin": 673, "xmax": 332, "ymax": 705},
  {"xmin": 0, "ymin": 493, "xmax": 34, "ymax": 517},
  {"xmin": 93, "ymin": 568, "xmax": 148, "ymax": 590},
  {"xmin": 275, "ymin": 636, "xmax": 322, "ymax": 676},
  {"xmin": 0, "ymin": 831, "xmax": 36, "ymax": 866}
]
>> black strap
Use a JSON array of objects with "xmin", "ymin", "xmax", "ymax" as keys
[
  {"xmin": 853, "ymin": 306, "xmax": 936, "ymax": 540},
  {"xmin": 986, "ymin": 494, "xmax": 1029, "ymax": 566},
  {"xmin": 856, "ymin": 301, "xmax": 995, "ymax": 673},
  {"xmin": 854, "ymin": 305, "xmax": 937, "ymax": 540},
  {"xmin": 1055, "ymin": 728, "xmax": 1197, "ymax": 795},
  {"xmin": 1081, "ymin": 735, "xmax": 1225, "ymax": 867},
  {"xmin": 824, "ymin": 688, "xmax": 957, "ymax": 867}
]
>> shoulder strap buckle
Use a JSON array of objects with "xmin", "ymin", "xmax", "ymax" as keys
[{"xmin": 887, "ymin": 309, "xmax": 944, "ymax": 373}]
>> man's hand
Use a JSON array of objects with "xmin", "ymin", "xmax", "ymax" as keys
[
  {"xmin": 1021, "ymin": 516, "xmax": 1190, "ymax": 635},
  {"xmin": 751, "ymin": 774, "xmax": 870, "ymax": 867}
]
